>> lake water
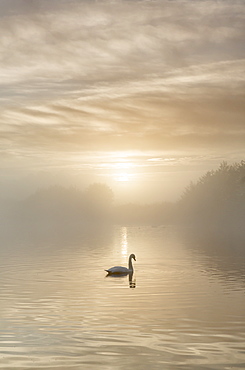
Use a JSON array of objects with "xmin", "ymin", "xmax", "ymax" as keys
[{"xmin": 0, "ymin": 225, "xmax": 245, "ymax": 369}]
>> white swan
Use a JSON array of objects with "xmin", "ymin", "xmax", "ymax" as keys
[{"xmin": 105, "ymin": 254, "xmax": 136, "ymax": 275}]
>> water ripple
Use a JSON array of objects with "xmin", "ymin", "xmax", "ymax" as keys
[{"xmin": 0, "ymin": 226, "xmax": 245, "ymax": 369}]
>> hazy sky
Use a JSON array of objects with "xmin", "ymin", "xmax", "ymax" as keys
[{"xmin": 0, "ymin": 0, "xmax": 245, "ymax": 202}]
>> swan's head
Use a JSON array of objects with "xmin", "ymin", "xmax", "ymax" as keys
[{"xmin": 130, "ymin": 253, "xmax": 136, "ymax": 261}]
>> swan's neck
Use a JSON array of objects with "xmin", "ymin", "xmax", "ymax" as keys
[{"xmin": 128, "ymin": 256, "xmax": 134, "ymax": 271}]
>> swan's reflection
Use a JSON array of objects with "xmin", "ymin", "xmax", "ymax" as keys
[
  {"xmin": 105, "ymin": 271, "xmax": 136, "ymax": 288},
  {"xmin": 129, "ymin": 271, "xmax": 136, "ymax": 288}
]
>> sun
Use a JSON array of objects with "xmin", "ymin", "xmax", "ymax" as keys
[
  {"xmin": 112, "ymin": 162, "xmax": 133, "ymax": 182},
  {"xmin": 98, "ymin": 159, "xmax": 137, "ymax": 183}
]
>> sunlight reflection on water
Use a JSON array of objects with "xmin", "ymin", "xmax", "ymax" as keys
[
  {"xmin": 120, "ymin": 226, "xmax": 128, "ymax": 257},
  {"xmin": 0, "ymin": 226, "xmax": 245, "ymax": 369}
]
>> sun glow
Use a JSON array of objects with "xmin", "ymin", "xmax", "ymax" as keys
[
  {"xmin": 111, "ymin": 162, "xmax": 134, "ymax": 182},
  {"xmin": 116, "ymin": 173, "xmax": 130, "ymax": 182},
  {"xmin": 114, "ymin": 162, "xmax": 133, "ymax": 170}
]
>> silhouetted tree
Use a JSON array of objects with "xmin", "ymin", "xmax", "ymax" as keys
[
  {"xmin": 179, "ymin": 161, "xmax": 245, "ymax": 231},
  {"xmin": 85, "ymin": 183, "xmax": 114, "ymax": 205},
  {"xmin": 84, "ymin": 183, "xmax": 114, "ymax": 222},
  {"xmin": 22, "ymin": 185, "xmax": 85, "ymax": 230}
]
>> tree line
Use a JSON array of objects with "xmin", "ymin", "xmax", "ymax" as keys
[
  {"xmin": 0, "ymin": 161, "xmax": 244, "ymax": 234},
  {"xmin": 178, "ymin": 161, "xmax": 245, "ymax": 232}
]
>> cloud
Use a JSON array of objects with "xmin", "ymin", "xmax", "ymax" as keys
[
  {"xmin": 1, "ymin": 0, "xmax": 244, "ymax": 87},
  {"xmin": 1, "ymin": 56, "xmax": 244, "ymax": 151},
  {"xmin": 0, "ymin": 0, "xmax": 244, "ymax": 193}
]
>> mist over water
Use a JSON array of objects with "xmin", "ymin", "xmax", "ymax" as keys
[{"xmin": 0, "ymin": 225, "xmax": 244, "ymax": 369}]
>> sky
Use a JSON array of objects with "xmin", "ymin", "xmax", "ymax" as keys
[{"xmin": 0, "ymin": 0, "xmax": 245, "ymax": 203}]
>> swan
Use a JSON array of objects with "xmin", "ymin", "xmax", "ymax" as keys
[{"xmin": 105, "ymin": 254, "xmax": 136, "ymax": 275}]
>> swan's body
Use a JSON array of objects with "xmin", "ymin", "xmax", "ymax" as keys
[{"xmin": 105, "ymin": 254, "xmax": 136, "ymax": 275}]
